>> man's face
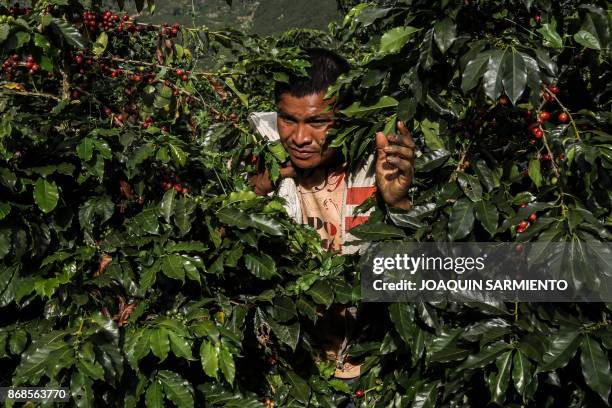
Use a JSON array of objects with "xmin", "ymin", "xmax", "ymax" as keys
[{"xmin": 276, "ymin": 91, "xmax": 339, "ymax": 170}]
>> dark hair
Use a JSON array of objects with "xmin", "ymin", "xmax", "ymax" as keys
[{"xmin": 274, "ymin": 48, "xmax": 350, "ymax": 103}]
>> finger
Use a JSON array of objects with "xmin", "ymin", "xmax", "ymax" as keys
[
  {"xmin": 383, "ymin": 145, "xmax": 414, "ymax": 160},
  {"xmin": 386, "ymin": 155, "xmax": 414, "ymax": 175},
  {"xmin": 396, "ymin": 121, "xmax": 415, "ymax": 148},
  {"xmin": 280, "ymin": 162, "xmax": 297, "ymax": 179}
]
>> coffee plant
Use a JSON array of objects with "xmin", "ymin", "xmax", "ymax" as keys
[{"xmin": 0, "ymin": 0, "xmax": 610, "ymax": 407}]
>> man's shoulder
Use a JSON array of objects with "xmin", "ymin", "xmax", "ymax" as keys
[{"xmin": 248, "ymin": 112, "xmax": 279, "ymax": 142}]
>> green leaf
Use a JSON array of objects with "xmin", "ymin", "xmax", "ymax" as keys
[
  {"xmin": 248, "ymin": 213, "xmax": 284, "ymax": 236},
  {"xmin": 244, "ymin": 252, "xmax": 278, "ymax": 280},
  {"xmin": 501, "ymin": 49, "xmax": 527, "ymax": 105},
  {"xmin": 0, "ymin": 202, "xmax": 10, "ymax": 220},
  {"xmin": 218, "ymin": 346, "xmax": 236, "ymax": 385},
  {"xmin": 433, "ymin": 18, "xmax": 456, "ymax": 53},
  {"xmin": 268, "ymin": 318, "xmax": 300, "ymax": 351},
  {"xmin": 168, "ymin": 332, "xmax": 194, "ymax": 360},
  {"xmin": 412, "ymin": 382, "xmax": 438, "ymax": 408},
  {"xmin": 490, "ymin": 351, "xmax": 513, "ymax": 405},
  {"xmin": 574, "ymin": 30, "xmax": 601, "ymax": 50},
  {"xmin": 52, "ymin": 18, "xmax": 86, "ymax": 49},
  {"xmin": 540, "ymin": 329, "xmax": 581, "ymax": 372},
  {"xmin": 460, "ymin": 342, "xmax": 508, "ymax": 369},
  {"xmin": 349, "ymin": 221, "xmax": 406, "ymax": 240},
  {"xmin": 389, "ymin": 304, "xmax": 415, "ymax": 347},
  {"xmin": 512, "ymin": 351, "xmax": 534, "ymax": 397},
  {"xmin": 421, "ymin": 118, "xmax": 444, "ymax": 150},
  {"xmin": 0, "ymin": 24, "xmax": 9, "ymax": 43},
  {"xmin": 200, "ymin": 340, "xmax": 219, "ymax": 379},
  {"xmin": 76, "ymin": 138, "xmax": 94, "ymax": 161},
  {"xmin": 447, "ymin": 198, "xmax": 475, "ymax": 241},
  {"xmin": 225, "ymin": 77, "xmax": 249, "ymax": 108},
  {"xmin": 168, "ymin": 144, "xmax": 187, "ymax": 167},
  {"xmin": 92, "ymin": 31, "xmax": 108, "ymax": 56},
  {"xmin": 461, "ymin": 52, "xmax": 491, "ymax": 93},
  {"xmin": 149, "ymin": 328, "xmax": 170, "ymax": 362},
  {"xmin": 34, "ymin": 178, "xmax": 59, "ymax": 213},
  {"xmin": 14, "ymin": 331, "xmax": 68, "ymax": 384},
  {"xmin": 457, "ymin": 173, "xmax": 483, "ymax": 202},
  {"xmin": 475, "ymin": 200, "xmax": 498, "ymax": 237},
  {"xmin": 528, "ymin": 159, "xmax": 542, "ymax": 188},
  {"xmin": 580, "ymin": 335, "xmax": 611, "ymax": 402},
  {"xmin": 161, "ymin": 255, "xmax": 186, "ymax": 282},
  {"xmin": 160, "ymin": 188, "xmax": 176, "ymax": 223},
  {"xmin": 537, "ymin": 23, "xmax": 563, "ymax": 48},
  {"xmin": 379, "ymin": 26, "xmax": 421, "ymax": 54},
  {"xmin": 70, "ymin": 370, "xmax": 94, "ymax": 408},
  {"xmin": 340, "ymin": 95, "xmax": 398, "ymax": 117},
  {"xmin": 285, "ymin": 371, "xmax": 310, "ymax": 403},
  {"xmin": 158, "ymin": 370, "xmax": 194, "ymax": 408},
  {"xmin": 145, "ymin": 381, "xmax": 164, "ymax": 408},
  {"xmin": 483, "ymin": 50, "xmax": 505, "ymax": 101}
]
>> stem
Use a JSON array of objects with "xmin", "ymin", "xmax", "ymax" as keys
[
  {"xmin": 543, "ymin": 87, "xmax": 581, "ymax": 141},
  {"xmin": 0, "ymin": 89, "xmax": 60, "ymax": 100}
]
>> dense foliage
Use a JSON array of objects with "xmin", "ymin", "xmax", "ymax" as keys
[{"xmin": 0, "ymin": 0, "xmax": 611, "ymax": 407}]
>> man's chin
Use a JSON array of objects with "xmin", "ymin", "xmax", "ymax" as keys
[{"xmin": 290, "ymin": 156, "xmax": 319, "ymax": 170}]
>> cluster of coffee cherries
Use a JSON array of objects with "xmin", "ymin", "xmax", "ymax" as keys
[
  {"xmin": 81, "ymin": 10, "xmax": 139, "ymax": 33},
  {"xmin": 174, "ymin": 68, "xmax": 190, "ymax": 82},
  {"xmin": 1, "ymin": 54, "xmax": 40, "ymax": 80},
  {"xmin": 6, "ymin": 3, "xmax": 31, "ymax": 16},
  {"xmin": 161, "ymin": 23, "xmax": 181, "ymax": 38},
  {"xmin": 516, "ymin": 203, "xmax": 538, "ymax": 233},
  {"xmin": 524, "ymin": 84, "xmax": 569, "ymax": 144},
  {"xmin": 160, "ymin": 176, "xmax": 189, "ymax": 195}
]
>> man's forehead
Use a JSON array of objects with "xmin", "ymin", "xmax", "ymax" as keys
[{"xmin": 277, "ymin": 92, "xmax": 335, "ymax": 118}]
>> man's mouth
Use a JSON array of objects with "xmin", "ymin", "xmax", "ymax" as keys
[{"xmin": 290, "ymin": 148, "xmax": 317, "ymax": 160}]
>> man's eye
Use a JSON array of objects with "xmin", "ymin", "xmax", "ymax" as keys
[
  {"xmin": 281, "ymin": 117, "xmax": 295, "ymax": 124},
  {"xmin": 310, "ymin": 121, "xmax": 329, "ymax": 128}
]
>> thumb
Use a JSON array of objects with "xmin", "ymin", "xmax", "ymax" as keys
[{"xmin": 375, "ymin": 131, "xmax": 388, "ymax": 151}]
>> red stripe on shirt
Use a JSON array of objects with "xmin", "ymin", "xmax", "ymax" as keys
[
  {"xmin": 345, "ymin": 216, "xmax": 369, "ymax": 232},
  {"xmin": 345, "ymin": 186, "xmax": 377, "ymax": 206}
]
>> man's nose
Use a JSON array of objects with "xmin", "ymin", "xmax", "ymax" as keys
[{"xmin": 292, "ymin": 123, "xmax": 312, "ymax": 146}]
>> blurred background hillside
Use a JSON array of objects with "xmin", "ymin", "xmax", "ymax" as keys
[{"xmin": 127, "ymin": 0, "xmax": 342, "ymax": 35}]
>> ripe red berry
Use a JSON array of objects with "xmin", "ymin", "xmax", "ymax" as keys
[
  {"xmin": 174, "ymin": 184, "xmax": 182, "ymax": 192},
  {"xmin": 181, "ymin": 74, "xmax": 189, "ymax": 81},
  {"xmin": 104, "ymin": 106, "xmax": 112, "ymax": 116},
  {"xmin": 523, "ymin": 110, "xmax": 533, "ymax": 120},
  {"xmin": 515, "ymin": 243, "xmax": 524, "ymax": 253},
  {"xmin": 498, "ymin": 95, "xmax": 509, "ymax": 105},
  {"xmin": 182, "ymin": 187, "xmax": 189, "ymax": 194},
  {"xmin": 133, "ymin": 74, "xmax": 142, "ymax": 82},
  {"xmin": 175, "ymin": 69, "xmax": 184, "ymax": 76},
  {"xmin": 531, "ymin": 128, "xmax": 543, "ymax": 139},
  {"xmin": 528, "ymin": 213, "xmax": 537, "ymax": 222},
  {"xmin": 558, "ymin": 112, "xmax": 568, "ymax": 123},
  {"xmin": 534, "ymin": 15, "xmax": 541, "ymax": 24},
  {"xmin": 519, "ymin": 220, "xmax": 529, "ymax": 229},
  {"xmin": 355, "ymin": 390, "xmax": 365, "ymax": 398},
  {"xmin": 542, "ymin": 153, "xmax": 551, "ymax": 161},
  {"xmin": 519, "ymin": 203, "xmax": 527, "ymax": 208},
  {"xmin": 529, "ymin": 139, "xmax": 536, "ymax": 145},
  {"xmin": 171, "ymin": 27, "xmax": 179, "ymax": 36},
  {"xmin": 172, "ymin": 90, "xmax": 180, "ymax": 96},
  {"xmin": 539, "ymin": 111, "xmax": 550, "ymax": 122},
  {"xmin": 71, "ymin": 89, "xmax": 80, "ymax": 99},
  {"xmin": 549, "ymin": 85, "xmax": 560, "ymax": 94},
  {"xmin": 75, "ymin": 55, "xmax": 84, "ymax": 65}
]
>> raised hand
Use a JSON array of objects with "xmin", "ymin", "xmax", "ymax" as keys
[{"xmin": 375, "ymin": 121, "xmax": 415, "ymax": 210}]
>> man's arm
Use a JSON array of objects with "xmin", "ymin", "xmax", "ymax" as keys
[{"xmin": 374, "ymin": 121, "xmax": 415, "ymax": 210}]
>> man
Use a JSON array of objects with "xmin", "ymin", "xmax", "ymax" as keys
[
  {"xmin": 248, "ymin": 49, "xmax": 415, "ymax": 379},
  {"xmin": 249, "ymin": 48, "xmax": 415, "ymax": 254}
]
